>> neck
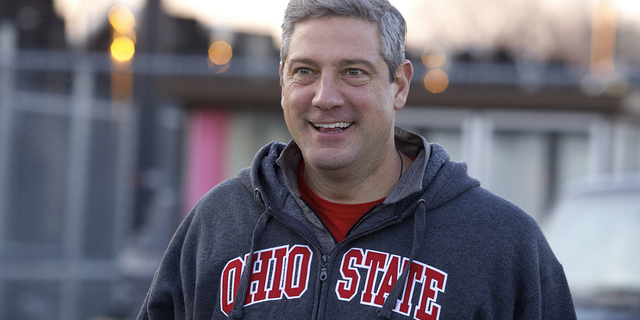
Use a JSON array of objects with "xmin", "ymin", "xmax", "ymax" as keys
[{"xmin": 302, "ymin": 148, "xmax": 412, "ymax": 204}]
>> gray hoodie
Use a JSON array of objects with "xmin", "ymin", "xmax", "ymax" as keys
[{"xmin": 137, "ymin": 127, "xmax": 576, "ymax": 319}]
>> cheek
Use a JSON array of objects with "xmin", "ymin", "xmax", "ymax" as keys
[
  {"xmin": 282, "ymin": 86, "xmax": 315, "ymax": 112},
  {"xmin": 350, "ymin": 88, "xmax": 393, "ymax": 114},
  {"xmin": 281, "ymin": 92, "xmax": 307, "ymax": 130}
]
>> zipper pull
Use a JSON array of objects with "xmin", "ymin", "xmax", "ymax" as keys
[{"xmin": 320, "ymin": 255, "xmax": 328, "ymax": 281}]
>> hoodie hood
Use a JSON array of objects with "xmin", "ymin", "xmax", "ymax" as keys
[{"xmin": 238, "ymin": 141, "xmax": 288, "ymax": 210}]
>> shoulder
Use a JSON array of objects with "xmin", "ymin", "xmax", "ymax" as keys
[
  {"xmin": 189, "ymin": 176, "xmax": 261, "ymax": 223},
  {"xmin": 434, "ymin": 185, "xmax": 552, "ymax": 259},
  {"xmin": 195, "ymin": 177, "xmax": 252, "ymax": 209},
  {"xmin": 462, "ymin": 187, "xmax": 561, "ymax": 266},
  {"xmin": 455, "ymin": 186, "xmax": 538, "ymax": 229},
  {"xmin": 172, "ymin": 176, "xmax": 263, "ymax": 247},
  {"xmin": 432, "ymin": 185, "xmax": 565, "ymax": 280}
]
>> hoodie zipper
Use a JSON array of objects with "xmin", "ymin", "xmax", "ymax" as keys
[
  {"xmin": 342, "ymin": 204, "xmax": 400, "ymax": 243},
  {"xmin": 269, "ymin": 208, "xmax": 333, "ymax": 320},
  {"xmin": 268, "ymin": 206, "xmax": 325, "ymax": 251},
  {"xmin": 320, "ymin": 254, "xmax": 329, "ymax": 281},
  {"xmin": 268, "ymin": 206, "xmax": 331, "ymax": 283}
]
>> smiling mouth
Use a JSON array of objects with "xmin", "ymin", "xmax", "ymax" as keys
[{"xmin": 312, "ymin": 122, "xmax": 353, "ymax": 133}]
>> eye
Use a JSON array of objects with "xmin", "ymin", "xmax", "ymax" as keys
[
  {"xmin": 290, "ymin": 67, "xmax": 317, "ymax": 85},
  {"xmin": 296, "ymin": 68, "xmax": 312, "ymax": 75},
  {"xmin": 346, "ymin": 69, "xmax": 363, "ymax": 76}
]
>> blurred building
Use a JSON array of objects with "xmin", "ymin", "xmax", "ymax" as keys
[{"xmin": 0, "ymin": 0, "xmax": 639, "ymax": 320}]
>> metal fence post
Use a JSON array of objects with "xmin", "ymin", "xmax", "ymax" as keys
[
  {"xmin": 0, "ymin": 21, "xmax": 18, "ymax": 314},
  {"xmin": 59, "ymin": 55, "xmax": 95, "ymax": 320},
  {"xmin": 462, "ymin": 112, "xmax": 494, "ymax": 188}
]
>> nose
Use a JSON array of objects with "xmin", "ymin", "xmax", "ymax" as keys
[{"xmin": 312, "ymin": 74, "xmax": 344, "ymax": 110}]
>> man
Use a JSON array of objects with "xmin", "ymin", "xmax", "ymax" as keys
[{"xmin": 138, "ymin": 0, "xmax": 576, "ymax": 319}]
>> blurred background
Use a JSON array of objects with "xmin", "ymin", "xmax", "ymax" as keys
[{"xmin": 0, "ymin": 0, "xmax": 639, "ymax": 319}]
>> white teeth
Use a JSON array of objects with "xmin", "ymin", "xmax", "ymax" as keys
[{"xmin": 313, "ymin": 122, "xmax": 352, "ymax": 129}]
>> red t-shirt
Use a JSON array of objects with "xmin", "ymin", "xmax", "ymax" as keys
[{"xmin": 297, "ymin": 162, "xmax": 385, "ymax": 242}]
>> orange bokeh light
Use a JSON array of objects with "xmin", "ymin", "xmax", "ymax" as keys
[
  {"xmin": 421, "ymin": 44, "xmax": 447, "ymax": 69},
  {"xmin": 109, "ymin": 5, "xmax": 135, "ymax": 33},
  {"xmin": 111, "ymin": 36, "xmax": 135, "ymax": 62},
  {"xmin": 208, "ymin": 41, "xmax": 233, "ymax": 65},
  {"xmin": 423, "ymin": 69, "xmax": 449, "ymax": 94}
]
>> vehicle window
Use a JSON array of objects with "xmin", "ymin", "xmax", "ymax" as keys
[{"xmin": 545, "ymin": 190, "xmax": 640, "ymax": 293}]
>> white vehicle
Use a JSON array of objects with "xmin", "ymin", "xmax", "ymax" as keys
[{"xmin": 543, "ymin": 174, "xmax": 640, "ymax": 320}]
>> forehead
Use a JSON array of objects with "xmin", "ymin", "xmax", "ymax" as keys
[{"xmin": 287, "ymin": 16, "xmax": 382, "ymax": 63}]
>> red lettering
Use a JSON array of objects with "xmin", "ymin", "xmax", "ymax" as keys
[
  {"xmin": 336, "ymin": 248, "xmax": 364, "ymax": 301},
  {"xmin": 244, "ymin": 246, "xmax": 290, "ymax": 305},
  {"xmin": 284, "ymin": 245, "xmax": 313, "ymax": 298},
  {"xmin": 223, "ymin": 246, "xmax": 448, "ymax": 318},
  {"xmin": 361, "ymin": 250, "xmax": 389, "ymax": 305},
  {"xmin": 220, "ymin": 257, "xmax": 243, "ymax": 315},
  {"xmin": 414, "ymin": 266, "xmax": 447, "ymax": 320},
  {"xmin": 373, "ymin": 254, "xmax": 402, "ymax": 306},
  {"xmin": 267, "ymin": 246, "xmax": 288, "ymax": 299},
  {"xmin": 333, "ymin": 248, "xmax": 448, "ymax": 319},
  {"xmin": 219, "ymin": 245, "xmax": 313, "ymax": 316},
  {"xmin": 396, "ymin": 259, "xmax": 425, "ymax": 315},
  {"xmin": 245, "ymin": 249, "xmax": 273, "ymax": 304}
]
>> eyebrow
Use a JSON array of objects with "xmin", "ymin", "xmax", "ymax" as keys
[{"xmin": 286, "ymin": 58, "xmax": 318, "ymax": 68}]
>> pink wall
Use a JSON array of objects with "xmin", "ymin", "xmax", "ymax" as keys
[{"xmin": 184, "ymin": 108, "xmax": 230, "ymax": 216}]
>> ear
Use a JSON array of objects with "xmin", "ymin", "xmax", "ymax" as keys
[{"xmin": 393, "ymin": 59, "xmax": 413, "ymax": 111}]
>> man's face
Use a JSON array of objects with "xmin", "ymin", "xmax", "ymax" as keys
[{"xmin": 280, "ymin": 17, "xmax": 411, "ymax": 173}]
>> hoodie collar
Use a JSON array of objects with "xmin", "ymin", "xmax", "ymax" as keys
[{"xmin": 275, "ymin": 127, "xmax": 430, "ymax": 205}]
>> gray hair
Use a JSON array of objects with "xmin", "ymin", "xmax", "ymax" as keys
[{"xmin": 280, "ymin": 0, "xmax": 407, "ymax": 82}]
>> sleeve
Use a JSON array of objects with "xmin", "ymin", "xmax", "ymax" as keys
[
  {"xmin": 136, "ymin": 267, "xmax": 186, "ymax": 320},
  {"xmin": 136, "ymin": 214, "xmax": 194, "ymax": 320},
  {"xmin": 540, "ymin": 268, "xmax": 577, "ymax": 319},
  {"xmin": 513, "ymin": 229, "xmax": 577, "ymax": 320},
  {"xmin": 514, "ymin": 267, "xmax": 576, "ymax": 319}
]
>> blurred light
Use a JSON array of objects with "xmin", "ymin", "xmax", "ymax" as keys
[
  {"xmin": 421, "ymin": 43, "xmax": 447, "ymax": 69},
  {"xmin": 424, "ymin": 69, "xmax": 449, "ymax": 94},
  {"xmin": 109, "ymin": 5, "xmax": 135, "ymax": 33},
  {"xmin": 208, "ymin": 41, "xmax": 233, "ymax": 65},
  {"xmin": 109, "ymin": 5, "xmax": 136, "ymax": 65},
  {"xmin": 111, "ymin": 36, "xmax": 135, "ymax": 62}
]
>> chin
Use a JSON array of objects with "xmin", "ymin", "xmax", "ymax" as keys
[{"xmin": 305, "ymin": 150, "xmax": 355, "ymax": 171}]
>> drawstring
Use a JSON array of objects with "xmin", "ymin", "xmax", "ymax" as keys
[
  {"xmin": 228, "ymin": 195, "xmax": 271, "ymax": 319},
  {"xmin": 377, "ymin": 199, "xmax": 427, "ymax": 319}
]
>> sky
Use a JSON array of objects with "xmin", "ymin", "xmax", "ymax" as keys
[{"xmin": 53, "ymin": 0, "xmax": 640, "ymax": 62}]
